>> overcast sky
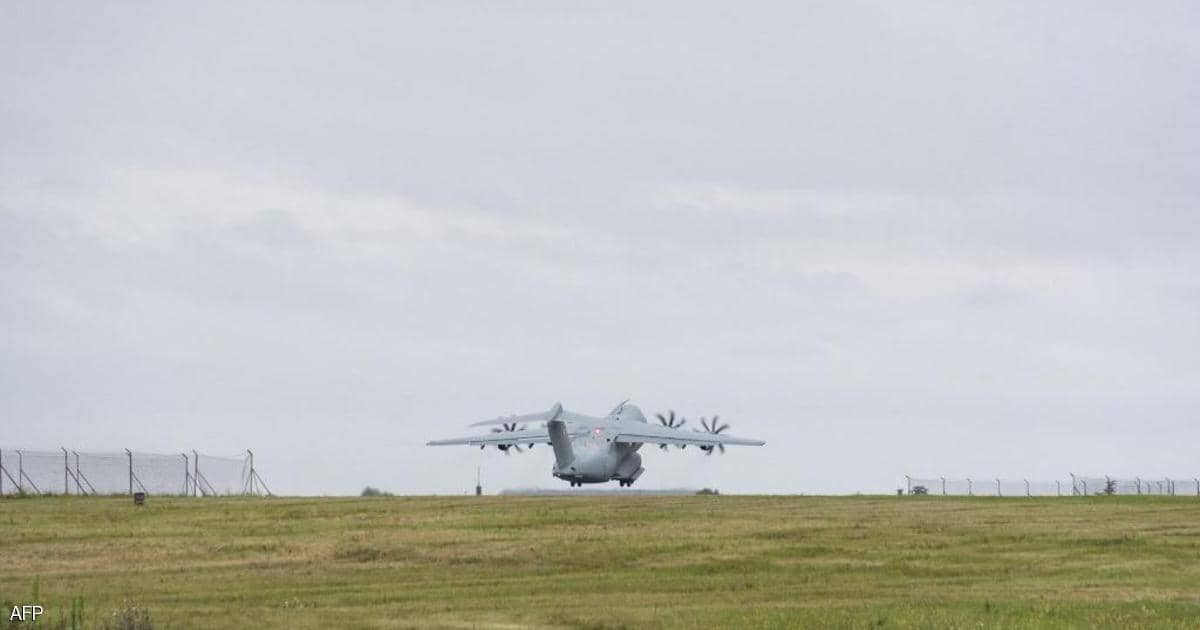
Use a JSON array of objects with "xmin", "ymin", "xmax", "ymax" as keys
[{"xmin": 2, "ymin": 2, "xmax": 1198, "ymax": 494}]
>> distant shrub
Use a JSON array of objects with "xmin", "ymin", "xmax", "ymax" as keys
[
  {"xmin": 361, "ymin": 486, "xmax": 392, "ymax": 497},
  {"xmin": 696, "ymin": 488, "xmax": 720, "ymax": 495},
  {"xmin": 911, "ymin": 485, "xmax": 929, "ymax": 495}
]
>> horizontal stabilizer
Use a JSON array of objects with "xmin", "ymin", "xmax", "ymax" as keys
[{"xmin": 468, "ymin": 402, "xmax": 569, "ymax": 427}]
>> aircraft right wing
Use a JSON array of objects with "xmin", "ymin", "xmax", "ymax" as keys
[{"xmin": 612, "ymin": 423, "xmax": 765, "ymax": 448}]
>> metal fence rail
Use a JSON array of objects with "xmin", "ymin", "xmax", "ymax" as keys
[{"xmin": 0, "ymin": 448, "xmax": 270, "ymax": 496}]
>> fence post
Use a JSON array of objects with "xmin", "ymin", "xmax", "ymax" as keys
[
  {"xmin": 181, "ymin": 453, "xmax": 189, "ymax": 496},
  {"xmin": 125, "ymin": 449, "xmax": 132, "ymax": 495},
  {"xmin": 18, "ymin": 450, "xmax": 23, "ymax": 494},
  {"xmin": 193, "ymin": 450, "xmax": 199, "ymax": 497},
  {"xmin": 1025, "ymin": 479, "xmax": 1030, "ymax": 497},
  {"xmin": 1136, "ymin": 477, "xmax": 1141, "ymax": 495},
  {"xmin": 73, "ymin": 451, "xmax": 83, "ymax": 494},
  {"xmin": 996, "ymin": 478, "xmax": 1002, "ymax": 497},
  {"xmin": 1056, "ymin": 480, "xmax": 1061, "ymax": 497},
  {"xmin": 967, "ymin": 478, "xmax": 973, "ymax": 496},
  {"xmin": 905, "ymin": 475, "xmax": 910, "ymax": 496},
  {"xmin": 0, "ymin": 447, "xmax": 3, "ymax": 495},
  {"xmin": 62, "ymin": 447, "xmax": 69, "ymax": 495},
  {"xmin": 941, "ymin": 477, "xmax": 946, "ymax": 496}
]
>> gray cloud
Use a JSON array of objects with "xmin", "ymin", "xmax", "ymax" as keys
[{"xmin": 2, "ymin": 2, "xmax": 1198, "ymax": 494}]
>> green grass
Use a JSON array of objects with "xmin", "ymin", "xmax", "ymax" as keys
[{"xmin": 3, "ymin": 495, "xmax": 1200, "ymax": 628}]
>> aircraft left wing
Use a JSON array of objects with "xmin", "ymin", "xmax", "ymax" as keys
[
  {"xmin": 612, "ymin": 424, "xmax": 765, "ymax": 447},
  {"xmin": 427, "ymin": 426, "xmax": 552, "ymax": 447}
]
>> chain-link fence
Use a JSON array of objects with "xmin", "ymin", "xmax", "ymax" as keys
[
  {"xmin": 906, "ymin": 475, "xmax": 1200, "ymax": 497},
  {"xmin": 1068, "ymin": 476, "xmax": 1198, "ymax": 496},
  {"xmin": 0, "ymin": 448, "xmax": 269, "ymax": 496}
]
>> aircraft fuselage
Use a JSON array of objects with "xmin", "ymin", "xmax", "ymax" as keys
[{"xmin": 549, "ymin": 407, "xmax": 646, "ymax": 486}]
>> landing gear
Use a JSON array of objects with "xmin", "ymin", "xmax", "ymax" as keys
[{"xmin": 618, "ymin": 480, "xmax": 634, "ymax": 488}]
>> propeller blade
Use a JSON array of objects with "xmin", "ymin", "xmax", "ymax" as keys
[
  {"xmin": 719, "ymin": 444, "xmax": 726, "ymax": 454},
  {"xmin": 656, "ymin": 413, "xmax": 666, "ymax": 425},
  {"xmin": 492, "ymin": 422, "xmax": 529, "ymax": 451}
]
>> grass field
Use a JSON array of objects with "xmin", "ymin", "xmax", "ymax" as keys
[{"xmin": 3, "ymin": 495, "xmax": 1200, "ymax": 628}]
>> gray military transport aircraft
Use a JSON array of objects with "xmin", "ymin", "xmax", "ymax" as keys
[{"xmin": 427, "ymin": 401, "xmax": 765, "ymax": 487}]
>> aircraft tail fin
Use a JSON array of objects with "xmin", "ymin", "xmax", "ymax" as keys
[{"xmin": 605, "ymin": 399, "xmax": 629, "ymax": 417}]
